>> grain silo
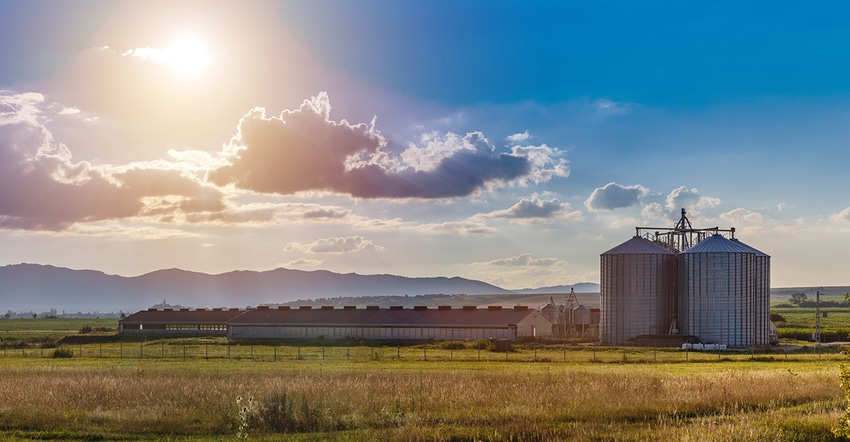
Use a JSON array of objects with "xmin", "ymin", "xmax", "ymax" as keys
[
  {"xmin": 678, "ymin": 234, "xmax": 760, "ymax": 347},
  {"xmin": 600, "ymin": 236, "xmax": 677, "ymax": 345},
  {"xmin": 731, "ymin": 238, "xmax": 771, "ymax": 345}
]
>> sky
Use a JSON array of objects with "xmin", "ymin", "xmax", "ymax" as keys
[{"xmin": 2, "ymin": 0, "xmax": 850, "ymax": 289}]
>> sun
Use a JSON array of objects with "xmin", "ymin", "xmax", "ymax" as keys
[{"xmin": 164, "ymin": 35, "xmax": 212, "ymax": 76}]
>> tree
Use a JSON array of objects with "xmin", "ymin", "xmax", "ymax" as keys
[{"xmin": 789, "ymin": 292, "xmax": 808, "ymax": 306}]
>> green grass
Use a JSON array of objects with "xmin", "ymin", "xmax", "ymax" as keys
[
  {"xmin": 773, "ymin": 306, "xmax": 850, "ymax": 341},
  {"xmin": 0, "ymin": 317, "xmax": 118, "ymax": 332}
]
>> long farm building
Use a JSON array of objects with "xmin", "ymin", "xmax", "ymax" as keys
[{"xmin": 119, "ymin": 305, "xmax": 553, "ymax": 341}]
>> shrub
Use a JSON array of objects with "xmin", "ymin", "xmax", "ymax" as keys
[
  {"xmin": 770, "ymin": 312, "xmax": 787, "ymax": 323},
  {"xmin": 438, "ymin": 341, "xmax": 466, "ymax": 350},
  {"xmin": 52, "ymin": 348, "xmax": 73, "ymax": 358},
  {"xmin": 79, "ymin": 325, "xmax": 93, "ymax": 334}
]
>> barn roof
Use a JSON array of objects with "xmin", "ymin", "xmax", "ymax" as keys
[
  {"xmin": 227, "ymin": 306, "xmax": 546, "ymax": 327},
  {"xmin": 119, "ymin": 308, "xmax": 247, "ymax": 324}
]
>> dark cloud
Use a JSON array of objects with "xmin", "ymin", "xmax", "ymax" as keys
[
  {"xmin": 584, "ymin": 182, "xmax": 647, "ymax": 211},
  {"xmin": 210, "ymin": 93, "xmax": 551, "ymax": 199}
]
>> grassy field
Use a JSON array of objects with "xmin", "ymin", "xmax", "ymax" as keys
[
  {"xmin": 772, "ymin": 302, "xmax": 850, "ymax": 342},
  {"xmin": 1, "ymin": 320, "xmax": 849, "ymax": 440},
  {"xmin": 0, "ymin": 354, "xmax": 845, "ymax": 441}
]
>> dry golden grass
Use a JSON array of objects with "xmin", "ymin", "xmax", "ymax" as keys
[{"xmin": 0, "ymin": 355, "xmax": 845, "ymax": 441}]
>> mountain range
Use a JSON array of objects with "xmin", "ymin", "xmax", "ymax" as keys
[{"xmin": 0, "ymin": 264, "xmax": 600, "ymax": 313}]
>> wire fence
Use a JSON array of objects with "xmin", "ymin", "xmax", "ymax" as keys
[{"xmin": 1, "ymin": 339, "xmax": 845, "ymax": 364}]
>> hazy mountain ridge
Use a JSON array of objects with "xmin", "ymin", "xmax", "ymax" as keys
[{"xmin": 0, "ymin": 264, "xmax": 563, "ymax": 312}]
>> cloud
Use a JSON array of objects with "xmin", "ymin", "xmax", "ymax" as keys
[
  {"xmin": 829, "ymin": 207, "xmax": 850, "ymax": 223},
  {"xmin": 720, "ymin": 208, "xmax": 766, "ymax": 225},
  {"xmin": 507, "ymin": 131, "xmax": 530, "ymax": 142},
  {"xmin": 284, "ymin": 235, "xmax": 383, "ymax": 254},
  {"xmin": 477, "ymin": 253, "xmax": 565, "ymax": 267},
  {"xmin": 641, "ymin": 186, "xmax": 720, "ymax": 222},
  {"xmin": 584, "ymin": 182, "xmax": 648, "ymax": 211},
  {"xmin": 0, "ymin": 91, "xmax": 226, "ymax": 230},
  {"xmin": 485, "ymin": 196, "xmax": 574, "ymax": 220},
  {"xmin": 210, "ymin": 92, "xmax": 568, "ymax": 198},
  {"xmin": 282, "ymin": 257, "xmax": 323, "ymax": 267},
  {"xmin": 418, "ymin": 220, "xmax": 497, "ymax": 235}
]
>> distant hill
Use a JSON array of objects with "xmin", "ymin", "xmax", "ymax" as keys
[
  {"xmin": 511, "ymin": 282, "xmax": 600, "ymax": 295},
  {"xmin": 0, "ymin": 264, "xmax": 596, "ymax": 313}
]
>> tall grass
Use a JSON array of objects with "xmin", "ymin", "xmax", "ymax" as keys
[{"xmin": 0, "ymin": 358, "xmax": 843, "ymax": 441}]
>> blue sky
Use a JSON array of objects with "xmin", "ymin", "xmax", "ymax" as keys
[{"xmin": 1, "ymin": 0, "xmax": 850, "ymax": 290}]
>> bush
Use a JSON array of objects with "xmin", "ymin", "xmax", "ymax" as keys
[
  {"xmin": 52, "ymin": 348, "xmax": 73, "ymax": 358},
  {"xmin": 769, "ymin": 312, "xmax": 787, "ymax": 323},
  {"xmin": 438, "ymin": 341, "xmax": 466, "ymax": 350},
  {"xmin": 79, "ymin": 325, "xmax": 93, "ymax": 334}
]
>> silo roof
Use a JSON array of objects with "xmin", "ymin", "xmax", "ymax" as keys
[
  {"xmin": 601, "ymin": 236, "xmax": 675, "ymax": 255},
  {"xmin": 731, "ymin": 238, "xmax": 770, "ymax": 257},
  {"xmin": 681, "ymin": 234, "xmax": 752, "ymax": 254}
]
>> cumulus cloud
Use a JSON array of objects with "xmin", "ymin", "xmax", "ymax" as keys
[
  {"xmin": 0, "ymin": 91, "xmax": 226, "ymax": 230},
  {"xmin": 584, "ymin": 182, "xmax": 648, "ymax": 211},
  {"xmin": 485, "ymin": 196, "xmax": 574, "ymax": 220},
  {"xmin": 720, "ymin": 208, "xmax": 766, "ymax": 225},
  {"xmin": 506, "ymin": 131, "xmax": 530, "ymax": 142},
  {"xmin": 829, "ymin": 207, "xmax": 850, "ymax": 223},
  {"xmin": 210, "ymin": 92, "xmax": 568, "ymax": 198},
  {"xmin": 284, "ymin": 235, "xmax": 383, "ymax": 254},
  {"xmin": 477, "ymin": 253, "xmax": 565, "ymax": 267},
  {"xmin": 641, "ymin": 186, "xmax": 720, "ymax": 222}
]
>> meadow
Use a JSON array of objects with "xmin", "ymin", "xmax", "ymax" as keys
[
  {"xmin": 0, "ymin": 340, "xmax": 848, "ymax": 441},
  {"xmin": 1, "ymin": 317, "xmax": 849, "ymax": 441}
]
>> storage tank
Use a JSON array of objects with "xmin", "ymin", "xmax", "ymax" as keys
[
  {"xmin": 731, "ymin": 238, "xmax": 771, "ymax": 346},
  {"xmin": 600, "ymin": 236, "xmax": 677, "ymax": 345},
  {"xmin": 678, "ymin": 234, "xmax": 757, "ymax": 347},
  {"xmin": 572, "ymin": 305, "xmax": 590, "ymax": 332},
  {"xmin": 540, "ymin": 298, "xmax": 559, "ymax": 324}
]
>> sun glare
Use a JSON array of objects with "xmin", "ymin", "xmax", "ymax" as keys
[{"xmin": 164, "ymin": 35, "xmax": 212, "ymax": 76}]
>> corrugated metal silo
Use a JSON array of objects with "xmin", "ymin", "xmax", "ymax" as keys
[
  {"xmin": 679, "ymin": 235, "xmax": 757, "ymax": 347},
  {"xmin": 600, "ymin": 236, "xmax": 677, "ymax": 345},
  {"xmin": 731, "ymin": 238, "xmax": 771, "ymax": 346}
]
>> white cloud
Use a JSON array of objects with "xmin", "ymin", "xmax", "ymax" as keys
[
  {"xmin": 506, "ymin": 131, "xmax": 530, "ymax": 143},
  {"xmin": 584, "ymin": 182, "xmax": 648, "ymax": 211},
  {"xmin": 829, "ymin": 207, "xmax": 850, "ymax": 223},
  {"xmin": 476, "ymin": 253, "xmax": 565, "ymax": 267},
  {"xmin": 284, "ymin": 235, "xmax": 383, "ymax": 254}
]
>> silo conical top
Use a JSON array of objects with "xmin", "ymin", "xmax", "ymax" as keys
[
  {"xmin": 601, "ymin": 236, "xmax": 675, "ymax": 255},
  {"xmin": 680, "ymin": 234, "xmax": 752, "ymax": 254}
]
